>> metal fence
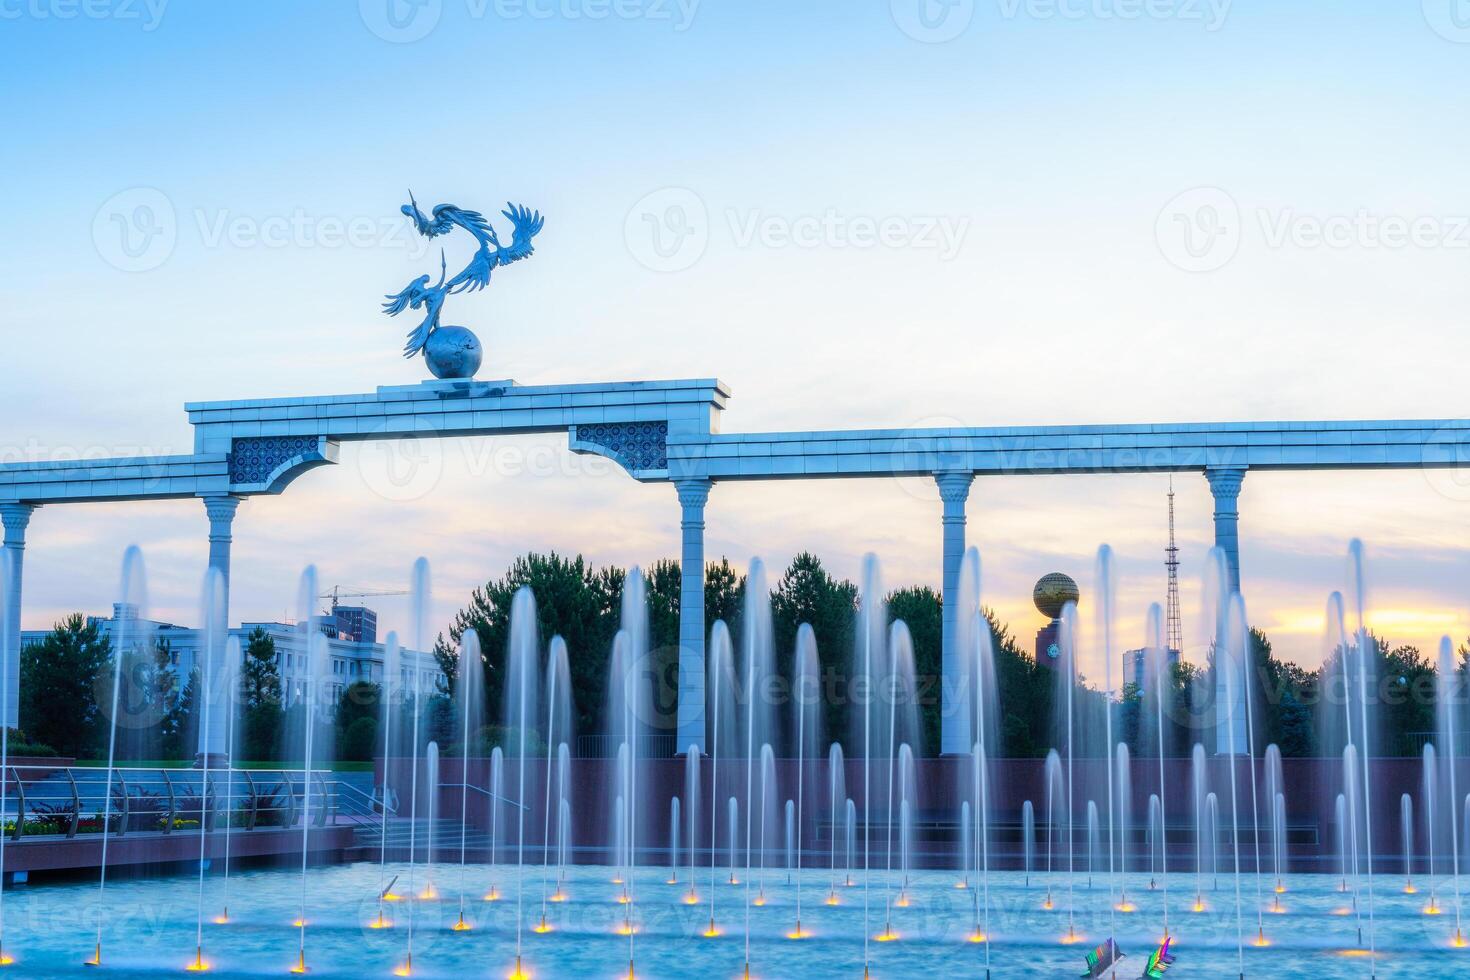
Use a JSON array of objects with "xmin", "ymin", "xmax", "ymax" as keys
[
  {"xmin": 574, "ymin": 734, "xmax": 679, "ymax": 759},
  {"xmin": 0, "ymin": 764, "xmax": 376, "ymax": 841}
]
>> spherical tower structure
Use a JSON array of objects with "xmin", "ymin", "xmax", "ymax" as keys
[{"xmin": 1032, "ymin": 572, "xmax": 1079, "ymax": 667}]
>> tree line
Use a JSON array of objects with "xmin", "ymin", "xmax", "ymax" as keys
[{"xmin": 16, "ymin": 553, "xmax": 1467, "ymax": 761}]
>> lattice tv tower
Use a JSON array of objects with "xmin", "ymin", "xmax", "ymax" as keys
[{"xmin": 1165, "ymin": 476, "xmax": 1183, "ymax": 654}]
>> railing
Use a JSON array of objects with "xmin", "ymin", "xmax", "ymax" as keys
[
  {"xmin": 1402, "ymin": 731, "xmax": 1470, "ymax": 756},
  {"xmin": 575, "ymin": 734, "xmax": 679, "ymax": 759},
  {"xmin": 0, "ymin": 764, "xmax": 354, "ymax": 841}
]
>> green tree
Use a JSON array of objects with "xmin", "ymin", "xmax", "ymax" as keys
[
  {"xmin": 239, "ymin": 627, "xmax": 283, "ymax": 762},
  {"xmin": 336, "ymin": 680, "xmax": 381, "ymax": 761},
  {"xmin": 19, "ymin": 615, "xmax": 110, "ymax": 759},
  {"xmin": 769, "ymin": 553, "xmax": 858, "ymax": 746},
  {"xmin": 439, "ymin": 552, "xmax": 623, "ymax": 743},
  {"xmin": 886, "ymin": 586, "xmax": 940, "ymax": 756},
  {"xmin": 704, "ymin": 558, "xmax": 744, "ymax": 630},
  {"xmin": 163, "ymin": 664, "xmax": 197, "ymax": 761}
]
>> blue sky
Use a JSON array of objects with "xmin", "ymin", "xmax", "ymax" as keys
[{"xmin": 2, "ymin": 0, "xmax": 1469, "ymax": 668}]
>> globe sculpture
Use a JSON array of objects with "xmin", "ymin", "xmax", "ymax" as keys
[
  {"xmin": 1033, "ymin": 571, "xmax": 1079, "ymax": 620},
  {"xmin": 423, "ymin": 324, "xmax": 483, "ymax": 380}
]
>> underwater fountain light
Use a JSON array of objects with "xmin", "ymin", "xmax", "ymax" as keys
[
  {"xmin": 702, "ymin": 922, "xmax": 721, "ymax": 938},
  {"xmin": 682, "ymin": 892, "xmax": 700, "ymax": 906},
  {"xmin": 532, "ymin": 915, "xmax": 551, "ymax": 934},
  {"xmin": 185, "ymin": 948, "xmax": 210, "ymax": 972},
  {"xmin": 967, "ymin": 930, "xmax": 987, "ymax": 944},
  {"xmin": 824, "ymin": 893, "xmax": 839, "ymax": 906},
  {"xmin": 507, "ymin": 955, "xmax": 530, "ymax": 980},
  {"xmin": 369, "ymin": 913, "xmax": 393, "ymax": 930},
  {"xmin": 289, "ymin": 950, "xmax": 308, "ymax": 974},
  {"xmin": 785, "ymin": 925, "xmax": 810, "ymax": 940},
  {"xmin": 454, "ymin": 917, "xmax": 473, "ymax": 932},
  {"xmin": 548, "ymin": 891, "xmax": 566, "ymax": 903},
  {"xmin": 483, "ymin": 889, "xmax": 501, "ymax": 902},
  {"xmin": 873, "ymin": 928, "xmax": 898, "ymax": 942}
]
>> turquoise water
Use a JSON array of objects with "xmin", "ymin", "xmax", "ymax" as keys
[{"xmin": 0, "ymin": 862, "xmax": 1463, "ymax": 977}]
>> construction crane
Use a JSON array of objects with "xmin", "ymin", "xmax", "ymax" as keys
[{"xmin": 320, "ymin": 585, "xmax": 409, "ymax": 612}]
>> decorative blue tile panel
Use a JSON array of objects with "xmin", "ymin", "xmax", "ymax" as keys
[
  {"xmin": 569, "ymin": 421, "xmax": 669, "ymax": 478},
  {"xmin": 227, "ymin": 437, "xmax": 326, "ymax": 490}
]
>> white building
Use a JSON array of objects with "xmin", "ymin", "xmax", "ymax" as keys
[{"xmin": 21, "ymin": 603, "xmax": 443, "ymax": 710}]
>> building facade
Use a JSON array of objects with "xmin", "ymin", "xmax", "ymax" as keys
[{"xmin": 20, "ymin": 603, "xmax": 441, "ymax": 711}]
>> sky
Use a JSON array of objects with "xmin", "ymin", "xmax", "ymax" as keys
[{"xmin": 1, "ymin": 0, "xmax": 1468, "ymax": 671}]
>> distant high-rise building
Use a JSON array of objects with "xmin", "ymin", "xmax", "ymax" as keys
[
  {"xmin": 1123, "ymin": 646, "xmax": 1180, "ymax": 693},
  {"xmin": 332, "ymin": 605, "xmax": 378, "ymax": 644}
]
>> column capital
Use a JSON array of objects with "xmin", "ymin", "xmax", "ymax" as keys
[
  {"xmin": 202, "ymin": 494, "xmax": 243, "ymax": 526},
  {"xmin": 934, "ymin": 471, "xmax": 973, "ymax": 512},
  {"xmin": 673, "ymin": 478, "xmax": 713, "ymax": 511},
  {"xmin": 0, "ymin": 503, "xmax": 36, "ymax": 545},
  {"xmin": 1204, "ymin": 466, "xmax": 1246, "ymax": 502}
]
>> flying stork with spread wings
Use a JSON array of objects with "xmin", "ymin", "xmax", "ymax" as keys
[{"xmin": 399, "ymin": 192, "xmax": 544, "ymax": 294}]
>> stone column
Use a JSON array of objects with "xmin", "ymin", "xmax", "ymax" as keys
[
  {"xmin": 936, "ymin": 471, "xmax": 974, "ymax": 756},
  {"xmin": 0, "ymin": 504, "xmax": 36, "ymax": 730},
  {"xmin": 200, "ymin": 495, "xmax": 242, "ymax": 763},
  {"xmin": 1205, "ymin": 466, "xmax": 1245, "ymax": 594},
  {"xmin": 1205, "ymin": 466, "xmax": 1247, "ymax": 755},
  {"xmin": 674, "ymin": 479, "xmax": 712, "ymax": 755}
]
